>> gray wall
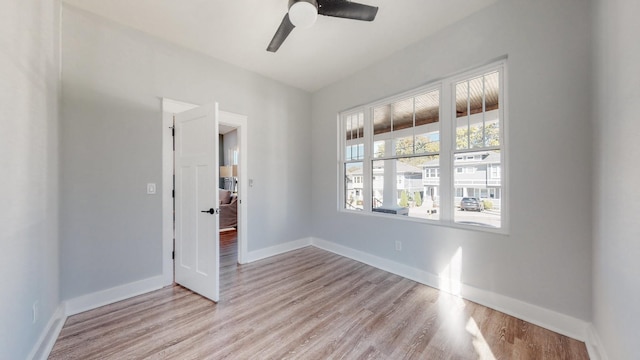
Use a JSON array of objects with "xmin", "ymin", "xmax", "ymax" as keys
[
  {"xmin": 61, "ymin": 5, "xmax": 312, "ymax": 300},
  {"xmin": 220, "ymin": 130, "xmax": 238, "ymax": 189},
  {"xmin": 10, "ymin": 1, "xmax": 638, "ymax": 359},
  {"xmin": 311, "ymin": 0, "xmax": 593, "ymax": 321},
  {"xmin": 0, "ymin": 1, "xmax": 61, "ymax": 358},
  {"xmin": 222, "ymin": 129, "xmax": 238, "ymax": 167},
  {"xmin": 592, "ymin": 0, "xmax": 640, "ymax": 359}
]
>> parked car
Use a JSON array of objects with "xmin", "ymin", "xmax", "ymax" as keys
[{"xmin": 460, "ymin": 197, "xmax": 484, "ymax": 211}]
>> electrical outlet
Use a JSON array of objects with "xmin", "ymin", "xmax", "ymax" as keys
[
  {"xmin": 395, "ymin": 240, "xmax": 402, "ymax": 251},
  {"xmin": 32, "ymin": 301, "xmax": 39, "ymax": 324}
]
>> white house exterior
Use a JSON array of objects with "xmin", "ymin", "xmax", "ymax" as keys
[
  {"xmin": 345, "ymin": 161, "xmax": 423, "ymax": 211},
  {"xmin": 422, "ymin": 150, "xmax": 502, "ymax": 210}
]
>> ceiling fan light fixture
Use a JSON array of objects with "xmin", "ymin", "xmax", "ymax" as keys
[
  {"xmin": 289, "ymin": 1, "xmax": 318, "ymax": 28},
  {"xmin": 268, "ymin": 0, "xmax": 378, "ymax": 52}
]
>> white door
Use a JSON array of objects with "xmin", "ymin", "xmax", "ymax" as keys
[{"xmin": 174, "ymin": 103, "xmax": 220, "ymax": 302}]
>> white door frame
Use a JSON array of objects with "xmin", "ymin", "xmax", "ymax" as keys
[
  {"xmin": 162, "ymin": 98, "xmax": 248, "ymax": 286},
  {"xmin": 217, "ymin": 111, "xmax": 249, "ymax": 264}
]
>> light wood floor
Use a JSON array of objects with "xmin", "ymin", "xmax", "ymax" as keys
[{"xmin": 50, "ymin": 231, "xmax": 589, "ymax": 359}]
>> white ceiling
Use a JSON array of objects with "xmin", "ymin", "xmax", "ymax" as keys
[{"xmin": 62, "ymin": 0, "xmax": 498, "ymax": 92}]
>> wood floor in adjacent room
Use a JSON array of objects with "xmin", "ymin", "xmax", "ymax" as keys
[{"xmin": 49, "ymin": 230, "xmax": 589, "ymax": 359}]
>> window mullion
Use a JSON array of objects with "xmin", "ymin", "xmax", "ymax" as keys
[
  {"xmin": 412, "ymin": 97, "xmax": 416, "ymax": 154},
  {"xmin": 466, "ymin": 80, "xmax": 471, "ymax": 149},
  {"xmin": 363, "ymin": 108, "xmax": 373, "ymax": 212},
  {"xmin": 482, "ymin": 75, "xmax": 486, "ymax": 147},
  {"xmin": 439, "ymin": 83, "xmax": 453, "ymax": 222},
  {"xmin": 339, "ymin": 114, "xmax": 347, "ymax": 210},
  {"xmin": 498, "ymin": 65, "xmax": 507, "ymax": 230}
]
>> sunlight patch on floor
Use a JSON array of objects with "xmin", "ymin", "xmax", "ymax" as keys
[{"xmin": 466, "ymin": 317, "xmax": 497, "ymax": 360}]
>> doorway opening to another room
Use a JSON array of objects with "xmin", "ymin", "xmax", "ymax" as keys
[
  {"xmin": 218, "ymin": 123, "xmax": 239, "ymax": 233},
  {"xmin": 161, "ymin": 98, "xmax": 249, "ymax": 290}
]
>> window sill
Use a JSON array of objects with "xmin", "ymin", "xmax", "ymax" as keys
[{"xmin": 339, "ymin": 208, "xmax": 509, "ymax": 235}]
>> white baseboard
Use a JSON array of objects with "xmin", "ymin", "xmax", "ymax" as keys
[
  {"xmin": 245, "ymin": 237, "xmax": 312, "ymax": 263},
  {"xmin": 312, "ymin": 237, "xmax": 442, "ymax": 287},
  {"xmin": 40, "ymin": 239, "xmax": 604, "ymax": 359},
  {"xmin": 59, "ymin": 237, "xmax": 317, "ymax": 316},
  {"xmin": 28, "ymin": 304, "xmax": 66, "ymax": 360},
  {"xmin": 585, "ymin": 324, "xmax": 608, "ymax": 360},
  {"xmin": 64, "ymin": 275, "xmax": 165, "ymax": 316},
  {"xmin": 461, "ymin": 283, "xmax": 588, "ymax": 342},
  {"xmin": 311, "ymin": 237, "xmax": 590, "ymax": 343}
]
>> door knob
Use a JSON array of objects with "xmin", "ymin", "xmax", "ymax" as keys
[{"xmin": 201, "ymin": 208, "xmax": 217, "ymax": 214}]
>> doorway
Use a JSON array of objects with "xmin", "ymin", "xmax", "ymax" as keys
[{"xmin": 161, "ymin": 98, "xmax": 248, "ymax": 287}]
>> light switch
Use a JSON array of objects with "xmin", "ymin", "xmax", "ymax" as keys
[{"xmin": 147, "ymin": 183, "xmax": 156, "ymax": 194}]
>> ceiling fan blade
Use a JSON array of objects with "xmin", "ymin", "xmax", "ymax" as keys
[
  {"xmin": 267, "ymin": 13, "xmax": 295, "ymax": 52},
  {"xmin": 317, "ymin": 0, "xmax": 378, "ymax": 21}
]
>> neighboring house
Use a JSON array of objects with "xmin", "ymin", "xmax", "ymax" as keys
[
  {"xmin": 345, "ymin": 164, "xmax": 364, "ymax": 209},
  {"xmin": 372, "ymin": 161, "xmax": 423, "ymax": 207},
  {"xmin": 422, "ymin": 151, "xmax": 502, "ymax": 209},
  {"xmin": 346, "ymin": 161, "xmax": 423, "ymax": 210}
]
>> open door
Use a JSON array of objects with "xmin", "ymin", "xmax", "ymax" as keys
[{"xmin": 174, "ymin": 103, "xmax": 220, "ymax": 302}]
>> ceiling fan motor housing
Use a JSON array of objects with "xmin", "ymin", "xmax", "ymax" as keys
[
  {"xmin": 288, "ymin": 0, "xmax": 319, "ymax": 28},
  {"xmin": 268, "ymin": 0, "xmax": 378, "ymax": 52}
]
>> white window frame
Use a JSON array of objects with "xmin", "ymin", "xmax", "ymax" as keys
[
  {"xmin": 340, "ymin": 109, "xmax": 370, "ymax": 212},
  {"xmin": 338, "ymin": 60, "xmax": 507, "ymax": 233}
]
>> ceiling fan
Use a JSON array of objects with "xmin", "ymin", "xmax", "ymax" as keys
[{"xmin": 267, "ymin": 0, "xmax": 379, "ymax": 52}]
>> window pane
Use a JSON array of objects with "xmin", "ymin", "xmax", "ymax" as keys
[
  {"xmin": 373, "ymin": 105, "xmax": 391, "ymax": 136},
  {"xmin": 415, "ymin": 90, "xmax": 440, "ymax": 126},
  {"xmin": 373, "ymin": 140, "xmax": 385, "ymax": 158},
  {"xmin": 456, "ymin": 72, "xmax": 500, "ymax": 150},
  {"xmin": 346, "ymin": 113, "xmax": 364, "ymax": 141},
  {"xmin": 415, "ymin": 132, "xmax": 439, "ymax": 154},
  {"xmin": 346, "ymin": 144, "xmax": 363, "ymax": 161},
  {"xmin": 483, "ymin": 72, "xmax": 500, "ymax": 147},
  {"xmin": 391, "ymin": 97, "xmax": 414, "ymax": 131},
  {"xmin": 415, "ymin": 90, "xmax": 440, "ymax": 153},
  {"xmin": 395, "ymin": 136, "xmax": 413, "ymax": 155},
  {"xmin": 455, "ymin": 80, "xmax": 470, "ymax": 150},
  {"xmin": 374, "ymin": 90, "xmax": 441, "ymax": 158},
  {"xmin": 419, "ymin": 155, "xmax": 440, "ymax": 221},
  {"xmin": 345, "ymin": 115, "xmax": 353, "ymax": 141},
  {"xmin": 453, "ymin": 150, "xmax": 501, "ymax": 228},
  {"xmin": 372, "ymin": 156, "xmax": 439, "ymax": 220},
  {"xmin": 345, "ymin": 162, "xmax": 363, "ymax": 210},
  {"xmin": 357, "ymin": 112, "xmax": 364, "ymax": 139},
  {"xmin": 345, "ymin": 112, "xmax": 365, "ymax": 161}
]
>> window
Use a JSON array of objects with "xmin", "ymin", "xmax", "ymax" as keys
[
  {"xmin": 344, "ymin": 112, "xmax": 364, "ymax": 162},
  {"xmin": 369, "ymin": 88, "xmax": 441, "ymax": 219},
  {"xmin": 344, "ymin": 111, "xmax": 365, "ymax": 211},
  {"xmin": 490, "ymin": 165, "xmax": 501, "ymax": 179},
  {"xmin": 425, "ymin": 168, "xmax": 439, "ymax": 178},
  {"xmin": 339, "ymin": 61, "xmax": 506, "ymax": 230},
  {"xmin": 453, "ymin": 70, "xmax": 502, "ymax": 228}
]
